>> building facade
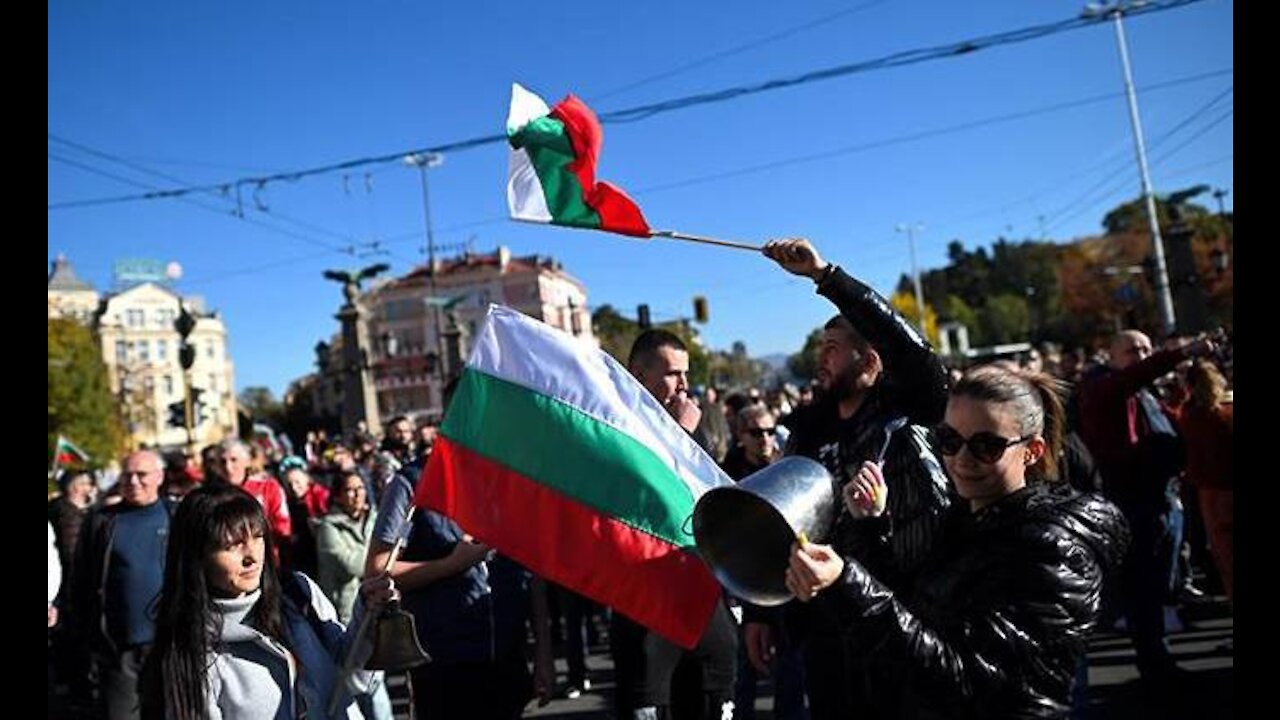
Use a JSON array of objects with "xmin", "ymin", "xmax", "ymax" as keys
[
  {"xmin": 48, "ymin": 257, "xmax": 239, "ymax": 450},
  {"xmin": 307, "ymin": 246, "xmax": 596, "ymax": 425}
]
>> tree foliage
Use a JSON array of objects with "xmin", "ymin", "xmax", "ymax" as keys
[
  {"xmin": 887, "ymin": 291, "xmax": 939, "ymax": 346},
  {"xmin": 787, "ymin": 328, "xmax": 823, "ymax": 381},
  {"xmin": 591, "ymin": 304, "xmax": 710, "ymax": 385},
  {"xmin": 239, "ymin": 386, "xmax": 283, "ymax": 423},
  {"xmin": 48, "ymin": 318, "xmax": 125, "ymax": 466}
]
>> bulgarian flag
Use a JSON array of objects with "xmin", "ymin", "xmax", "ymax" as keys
[
  {"xmin": 415, "ymin": 305, "xmax": 730, "ymax": 648},
  {"xmin": 506, "ymin": 83, "xmax": 652, "ymax": 238},
  {"xmin": 53, "ymin": 435, "xmax": 90, "ymax": 466}
]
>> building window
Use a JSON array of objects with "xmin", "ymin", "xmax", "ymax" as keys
[
  {"xmin": 157, "ymin": 339, "xmax": 168, "ymax": 361},
  {"xmin": 126, "ymin": 309, "xmax": 145, "ymax": 328},
  {"xmin": 206, "ymin": 341, "xmax": 216, "ymax": 359},
  {"xmin": 163, "ymin": 375, "xmax": 175, "ymax": 396},
  {"xmin": 137, "ymin": 340, "xmax": 150, "ymax": 363},
  {"xmin": 209, "ymin": 374, "xmax": 218, "ymax": 393},
  {"xmin": 115, "ymin": 341, "xmax": 127, "ymax": 363}
]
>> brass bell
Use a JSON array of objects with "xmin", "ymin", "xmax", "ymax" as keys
[{"xmin": 365, "ymin": 600, "xmax": 431, "ymax": 671}]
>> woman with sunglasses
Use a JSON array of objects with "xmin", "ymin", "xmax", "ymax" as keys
[
  {"xmin": 784, "ymin": 364, "xmax": 1130, "ymax": 718},
  {"xmin": 139, "ymin": 484, "xmax": 397, "ymax": 720}
]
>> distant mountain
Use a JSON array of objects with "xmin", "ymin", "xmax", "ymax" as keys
[
  {"xmin": 757, "ymin": 353, "xmax": 796, "ymax": 386},
  {"xmin": 758, "ymin": 353, "xmax": 790, "ymax": 371}
]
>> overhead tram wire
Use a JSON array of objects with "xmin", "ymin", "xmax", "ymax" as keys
[{"xmin": 47, "ymin": 0, "xmax": 1207, "ymax": 212}]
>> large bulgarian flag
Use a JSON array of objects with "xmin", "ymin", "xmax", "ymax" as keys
[
  {"xmin": 53, "ymin": 435, "xmax": 91, "ymax": 466},
  {"xmin": 506, "ymin": 83, "xmax": 651, "ymax": 238},
  {"xmin": 415, "ymin": 305, "xmax": 730, "ymax": 648}
]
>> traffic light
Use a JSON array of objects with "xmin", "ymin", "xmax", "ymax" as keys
[
  {"xmin": 637, "ymin": 304, "xmax": 652, "ymax": 329},
  {"xmin": 190, "ymin": 388, "xmax": 205, "ymax": 425},
  {"xmin": 693, "ymin": 296, "xmax": 709, "ymax": 324},
  {"xmin": 175, "ymin": 303, "xmax": 198, "ymax": 370},
  {"xmin": 167, "ymin": 400, "xmax": 186, "ymax": 428}
]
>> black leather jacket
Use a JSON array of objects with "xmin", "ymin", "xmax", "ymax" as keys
[
  {"xmin": 784, "ymin": 265, "xmax": 953, "ymax": 590},
  {"xmin": 831, "ymin": 483, "xmax": 1130, "ymax": 719},
  {"xmin": 747, "ymin": 266, "xmax": 953, "ymax": 719}
]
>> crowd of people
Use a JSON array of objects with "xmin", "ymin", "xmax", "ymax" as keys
[{"xmin": 47, "ymin": 238, "xmax": 1232, "ymax": 720}]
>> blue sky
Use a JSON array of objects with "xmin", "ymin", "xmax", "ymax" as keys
[{"xmin": 48, "ymin": 0, "xmax": 1233, "ymax": 396}]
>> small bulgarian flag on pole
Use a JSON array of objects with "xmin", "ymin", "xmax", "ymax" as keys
[
  {"xmin": 54, "ymin": 435, "xmax": 91, "ymax": 466},
  {"xmin": 506, "ymin": 83, "xmax": 760, "ymax": 252},
  {"xmin": 415, "ymin": 305, "xmax": 732, "ymax": 648}
]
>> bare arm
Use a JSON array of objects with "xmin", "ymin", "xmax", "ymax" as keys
[{"xmin": 363, "ymin": 537, "xmax": 490, "ymax": 591}]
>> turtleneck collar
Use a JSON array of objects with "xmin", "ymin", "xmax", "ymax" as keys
[{"xmin": 215, "ymin": 589, "xmax": 263, "ymax": 643}]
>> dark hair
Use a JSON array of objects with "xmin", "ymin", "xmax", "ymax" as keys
[
  {"xmin": 57, "ymin": 468, "xmax": 93, "ymax": 493},
  {"xmin": 952, "ymin": 365, "xmax": 1066, "ymax": 482},
  {"xmin": 140, "ymin": 485, "xmax": 286, "ymax": 720},
  {"xmin": 627, "ymin": 329, "xmax": 688, "ymax": 369},
  {"xmin": 823, "ymin": 315, "xmax": 871, "ymax": 353}
]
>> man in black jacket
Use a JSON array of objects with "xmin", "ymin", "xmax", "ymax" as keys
[{"xmin": 744, "ymin": 238, "xmax": 953, "ymax": 720}]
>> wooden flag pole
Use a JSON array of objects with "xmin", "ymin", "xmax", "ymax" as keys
[
  {"xmin": 511, "ymin": 217, "xmax": 763, "ymax": 252},
  {"xmin": 650, "ymin": 229, "xmax": 762, "ymax": 252}
]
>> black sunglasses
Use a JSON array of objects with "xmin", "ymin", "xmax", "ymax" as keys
[
  {"xmin": 934, "ymin": 425, "xmax": 1033, "ymax": 464},
  {"xmin": 744, "ymin": 427, "xmax": 776, "ymax": 438}
]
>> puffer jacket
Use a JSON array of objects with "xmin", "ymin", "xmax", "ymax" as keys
[{"xmin": 830, "ymin": 482, "xmax": 1130, "ymax": 719}]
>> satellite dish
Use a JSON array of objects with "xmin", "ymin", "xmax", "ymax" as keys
[{"xmin": 165, "ymin": 262, "xmax": 183, "ymax": 280}]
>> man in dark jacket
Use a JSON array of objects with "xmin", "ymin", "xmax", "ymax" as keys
[
  {"xmin": 744, "ymin": 238, "xmax": 953, "ymax": 720},
  {"xmin": 1077, "ymin": 329, "xmax": 1217, "ymax": 685},
  {"xmin": 70, "ymin": 450, "xmax": 172, "ymax": 720}
]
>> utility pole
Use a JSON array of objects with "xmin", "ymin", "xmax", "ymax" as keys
[
  {"xmin": 1083, "ymin": 1, "xmax": 1177, "ymax": 335},
  {"xmin": 896, "ymin": 222, "xmax": 927, "ymax": 336}
]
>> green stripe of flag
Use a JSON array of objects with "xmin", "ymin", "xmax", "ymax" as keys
[
  {"xmin": 509, "ymin": 116, "xmax": 602, "ymax": 229},
  {"xmin": 442, "ymin": 369, "xmax": 695, "ymax": 547}
]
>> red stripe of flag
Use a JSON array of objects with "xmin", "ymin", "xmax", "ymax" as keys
[
  {"xmin": 550, "ymin": 95, "xmax": 651, "ymax": 237},
  {"xmin": 416, "ymin": 436, "xmax": 719, "ymax": 649}
]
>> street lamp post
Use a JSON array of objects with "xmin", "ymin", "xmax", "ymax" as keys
[
  {"xmin": 1083, "ymin": 0, "xmax": 1177, "ymax": 336},
  {"xmin": 895, "ymin": 222, "xmax": 927, "ymax": 336},
  {"xmin": 404, "ymin": 152, "xmax": 446, "ymax": 270},
  {"xmin": 405, "ymin": 152, "xmax": 448, "ymax": 417}
]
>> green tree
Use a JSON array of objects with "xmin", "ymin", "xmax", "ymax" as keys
[
  {"xmin": 940, "ymin": 294, "xmax": 982, "ymax": 347},
  {"xmin": 980, "ymin": 294, "xmax": 1032, "ymax": 344},
  {"xmin": 592, "ymin": 304, "xmax": 641, "ymax": 365},
  {"xmin": 591, "ymin": 305, "xmax": 709, "ymax": 385},
  {"xmin": 787, "ymin": 328, "xmax": 823, "ymax": 381},
  {"xmin": 238, "ymin": 386, "xmax": 284, "ymax": 425},
  {"xmin": 48, "ymin": 318, "xmax": 125, "ymax": 466}
]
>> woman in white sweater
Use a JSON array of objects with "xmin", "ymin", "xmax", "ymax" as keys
[{"xmin": 140, "ymin": 484, "xmax": 396, "ymax": 719}]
